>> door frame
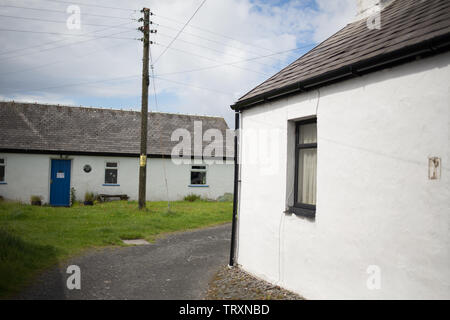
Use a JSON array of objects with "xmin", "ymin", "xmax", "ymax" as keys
[{"xmin": 49, "ymin": 158, "xmax": 72, "ymax": 206}]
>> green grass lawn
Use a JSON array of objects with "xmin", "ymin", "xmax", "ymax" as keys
[{"xmin": 0, "ymin": 200, "xmax": 232, "ymax": 298}]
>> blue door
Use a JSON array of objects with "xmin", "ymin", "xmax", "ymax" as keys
[{"xmin": 50, "ymin": 159, "xmax": 71, "ymax": 206}]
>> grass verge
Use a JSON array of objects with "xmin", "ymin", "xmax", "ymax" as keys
[{"xmin": 0, "ymin": 200, "xmax": 232, "ymax": 298}]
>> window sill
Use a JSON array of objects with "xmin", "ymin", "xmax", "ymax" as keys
[
  {"xmin": 102, "ymin": 184, "xmax": 120, "ymax": 187},
  {"xmin": 288, "ymin": 206, "xmax": 316, "ymax": 219},
  {"xmin": 0, "ymin": 182, "xmax": 7, "ymax": 185},
  {"xmin": 189, "ymin": 185, "xmax": 209, "ymax": 188}
]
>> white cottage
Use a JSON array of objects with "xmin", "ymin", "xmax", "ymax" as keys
[
  {"xmin": 230, "ymin": 0, "xmax": 450, "ymax": 299},
  {"xmin": 0, "ymin": 102, "xmax": 234, "ymax": 205}
]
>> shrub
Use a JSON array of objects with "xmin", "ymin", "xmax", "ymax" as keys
[
  {"xmin": 30, "ymin": 195, "xmax": 42, "ymax": 206},
  {"xmin": 217, "ymin": 193, "xmax": 233, "ymax": 202},
  {"xmin": 70, "ymin": 187, "xmax": 76, "ymax": 206},
  {"xmin": 30, "ymin": 195, "xmax": 41, "ymax": 202},
  {"xmin": 184, "ymin": 194, "xmax": 201, "ymax": 202},
  {"xmin": 84, "ymin": 192, "xmax": 94, "ymax": 202}
]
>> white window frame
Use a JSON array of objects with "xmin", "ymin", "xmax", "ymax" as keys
[
  {"xmin": 190, "ymin": 165, "xmax": 208, "ymax": 186},
  {"xmin": 104, "ymin": 161, "xmax": 119, "ymax": 186}
]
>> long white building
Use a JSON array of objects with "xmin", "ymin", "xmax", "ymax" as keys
[{"xmin": 0, "ymin": 102, "xmax": 234, "ymax": 205}]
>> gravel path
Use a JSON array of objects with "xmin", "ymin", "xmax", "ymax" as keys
[
  {"xmin": 205, "ymin": 266, "xmax": 304, "ymax": 300},
  {"xmin": 18, "ymin": 224, "xmax": 232, "ymax": 300}
]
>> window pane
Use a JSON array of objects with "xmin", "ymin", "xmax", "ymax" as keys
[
  {"xmin": 191, "ymin": 171, "xmax": 206, "ymax": 185},
  {"xmin": 105, "ymin": 168, "xmax": 118, "ymax": 184},
  {"xmin": 0, "ymin": 159, "xmax": 4, "ymax": 164},
  {"xmin": 297, "ymin": 148, "xmax": 317, "ymax": 205},
  {"xmin": 299, "ymin": 123, "xmax": 317, "ymax": 144},
  {"xmin": 106, "ymin": 162, "xmax": 117, "ymax": 168},
  {"xmin": 0, "ymin": 166, "xmax": 4, "ymax": 182}
]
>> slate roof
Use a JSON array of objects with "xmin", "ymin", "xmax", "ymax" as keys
[
  {"xmin": 0, "ymin": 101, "xmax": 233, "ymax": 158},
  {"xmin": 233, "ymin": 0, "xmax": 450, "ymax": 109}
]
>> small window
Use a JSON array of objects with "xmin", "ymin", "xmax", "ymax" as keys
[
  {"xmin": 0, "ymin": 158, "xmax": 5, "ymax": 183},
  {"xmin": 293, "ymin": 119, "xmax": 317, "ymax": 218},
  {"xmin": 105, "ymin": 162, "xmax": 118, "ymax": 185},
  {"xmin": 190, "ymin": 165, "xmax": 207, "ymax": 185}
]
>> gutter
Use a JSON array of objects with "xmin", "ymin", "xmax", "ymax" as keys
[
  {"xmin": 0, "ymin": 148, "xmax": 234, "ymax": 161},
  {"xmin": 229, "ymin": 111, "xmax": 240, "ymax": 266},
  {"xmin": 231, "ymin": 33, "xmax": 450, "ymax": 111}
]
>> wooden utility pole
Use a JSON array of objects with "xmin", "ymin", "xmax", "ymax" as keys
[{"xmin": 138, "ymin": 8, "xmax": 150, "ymax": 210}]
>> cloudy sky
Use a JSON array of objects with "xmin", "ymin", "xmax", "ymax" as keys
[{"xmin": 0, "ymin": 0, "xmax": 357, "ymax": 127}]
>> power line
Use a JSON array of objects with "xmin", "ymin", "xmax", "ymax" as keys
[
  {"xmin": 153, "ymin": 76, "xmax": 233, "ymax": 96},
  {"xmin": 0, "ymin": 28, "xmax": 137, "ymax": 40},
  {"xmin": 0, "ymin": 28, "xmax": 138, "ymax": 62},
  {"xmin": 150, "ymin": 46, "xmax": 171, "ymax": 212},
  {"xmin": 3, "ymin": 74, "xmax": 140, "ymax": 94},
  {"xmin": 156, "ymin": 23, "xmax": 282, "ymax": 63},
  {"xmin": 0, "ymin": 40, "xmax": 314, "ymax": 95},
  {"xmin": 0, "ymin": 21, "xmax": 134, "ymax": 57},
  {"xmin": 155, "ymin": 44, "xmax": 316, "ymax": 77},
  {"xmin": 149, "ymin": 48, "xmax": 159, "ymax": 111},
  {"xmin": 1, "ymin": 43, "xmax": 313, "ymax": 84},
  {"xmin": 0, "ymin": 41, "xmax": 130, "ymax": 77},
  {"xmin": 0, "ymin": 14, "xmax": 137, "ymax": 30},
  {"xmin": 154, "ymin": 13, "xmax": 276, "ymax": 54},
  {"xmin": 38, "ymin": 0, "xmax": 135, "ymax": 12},
  {"xmin": 2, "ymin": 72, "xmax": 233, "ymax": 97},
  {"xmin": 154, "ymin": 42, "xmax": 270, "ymax": 76},
  {"xmin": 0, "ymin": 4, "xmax": 133, "ymax": 20},
  {"xmin": 154, "ymin": 0, "xmax": 208, "ymax": 64},
  {"xmin": 156, "ymin": 32, "xmax": 276, "ymax": 70}
]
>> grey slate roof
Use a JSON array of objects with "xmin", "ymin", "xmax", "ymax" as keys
[
  {"xmin": 0, "ymin": 101, "xmax": 232, "ymax": 157},
  {"xmin": 233, "ymin": 0, "xmax": 450, "ymax": 109}
]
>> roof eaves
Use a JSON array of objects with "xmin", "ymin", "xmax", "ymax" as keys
[
  {"xmin": 231, "ymin": 31, "xmax": 450, "ymax": 111},
  {"xmin": 0, "ymin": 148, "xmax": 234, "ymax": 160}
]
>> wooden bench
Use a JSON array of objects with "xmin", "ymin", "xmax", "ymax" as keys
[{"xmin": 98, "ymin": 194, "xmax": 129, "ymax": 202}]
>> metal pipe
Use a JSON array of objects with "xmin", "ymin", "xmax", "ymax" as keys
[{"xmin": 229, "ymin": 111, "xmax": 240, "ymax": 266}]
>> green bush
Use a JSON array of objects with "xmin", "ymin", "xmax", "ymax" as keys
[
  {"xmin": 30, "ymin": 196, "xmax": 42, "ymax": 206},
  {"xmin": 70, "ymin": 187, "xmax": 76, "ymax": 205},
  {"xmin": 30, "ymin": 195, "xmax": 41, "ymax": 203},
  {"xmin": 84, "ymin": 192, "xmax": 94, "ymax": 202},
  {"xmin": 217, "ymin": 193, "xmax": 233, "ymax": 202},
  {"xmin": 184, "ymin": 194, "xmax": 201, "ymax": 202}
]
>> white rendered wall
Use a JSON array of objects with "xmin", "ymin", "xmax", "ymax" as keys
[
  {"xmin": 0, "ymin": 154, "xmax": 233, "ymax": 203},
  {"xmin": 237, "ymin": 52, "xmax": 450, "ymax": 299},
  {"xmin": 0, "ymin": 153, "xmax": 51, "ymax": 203},
  {"xmin": 146, "ymin": 158, "xmax": 234, "ymax": 201}
]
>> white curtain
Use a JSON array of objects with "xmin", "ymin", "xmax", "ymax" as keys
[
  {"xmin": 298, "ymin": 148, "xmax": 317, "ymax": 205},
  {"xmin": 299, "ymin": 123, "xmax": 317, "ymax": 144}
]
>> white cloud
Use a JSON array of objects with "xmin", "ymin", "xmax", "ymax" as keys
[
  {"xmin": 0, "ymin": 0, "xmax": 357, "ymax": 127},
  {"xmin": 0, "ymin": 93, "xmax": 76, "ymax": 106}
]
